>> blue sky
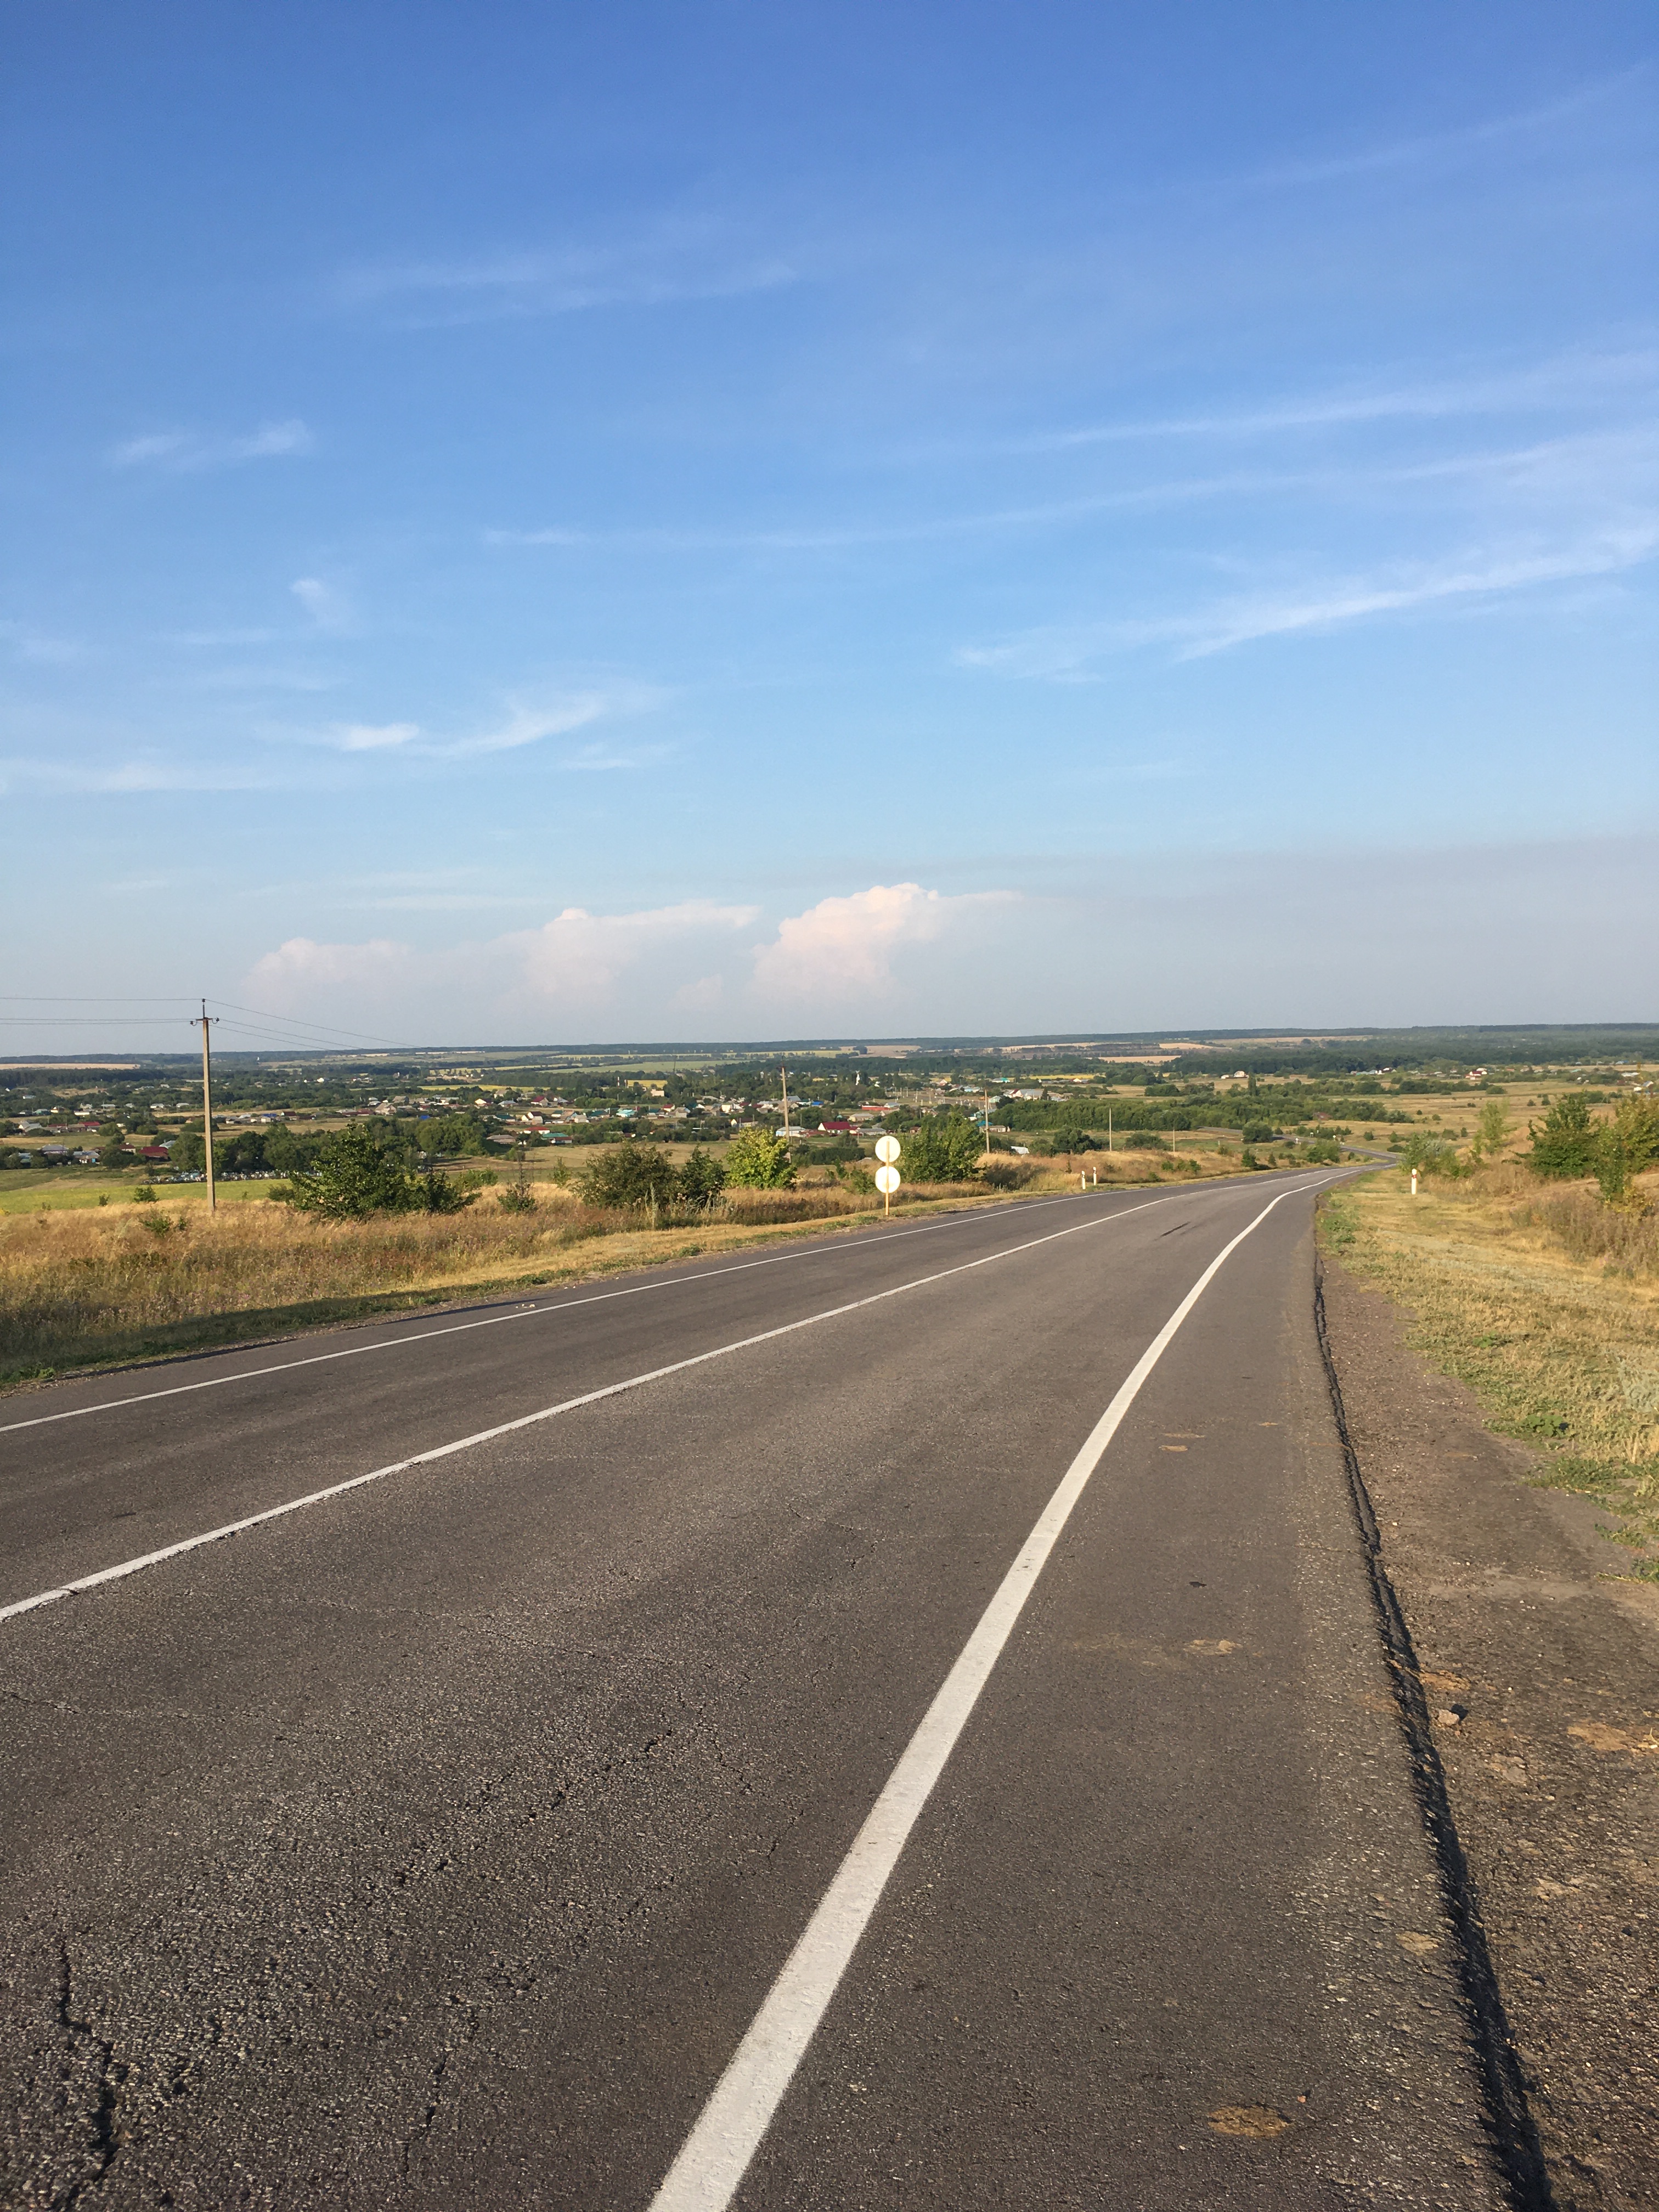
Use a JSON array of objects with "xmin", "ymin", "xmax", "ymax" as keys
[{"xmin": 3, "ymin": 2, "xmax": 1655, "ymax": 1050}]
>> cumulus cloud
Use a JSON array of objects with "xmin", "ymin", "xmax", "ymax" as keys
[
  {"xmin": 110, "ymin": 420, "xmax": 314, "ymax": 471},
  {"xmin": 244, "ymin": 886, "xmax": 1020, "ymax": 1035},
  {"xmin": 243, "ymin": 899, "xmax": 760, "ymax": 1030},
  {"xmin": 749, "ymin": 883, "xmax": 1016, "ymax": 1005},
  {"xmin": 246, "ymin": 935, "xmax": 419, "ymax": 1007},
  {"xmin": 501, "ymin": 900, "xmax": 759, "ymax": 1007}
]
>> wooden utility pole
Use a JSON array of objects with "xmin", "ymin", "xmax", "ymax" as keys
[
  {"xmin": 194, "ymin": 1001, "xmax": 217, "ymax": 1212},
  {"xmin": 780, "ymin": 1060, "xmax": 791, "ymax": 1140}
]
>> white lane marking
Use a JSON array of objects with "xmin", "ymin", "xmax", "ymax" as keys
[
  {"xmin": 1, "ymin": 1184, "xmax": 1329, "ymax": 1628},
  {"xmin": 0, "ymin": 1189, "xmax": 1119, "ymax": 1437},
  {"xmin": 647, "ymin": 1183, "xmax": 1311, "ymax": 2212}
]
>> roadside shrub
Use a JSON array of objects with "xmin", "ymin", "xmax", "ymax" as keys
[
  {"xmin": 278, "ymin": 1124, "xmax": 477, "ymax": 1221},
  {"xmin": 1124, "ymin": 1131, "xmax": 1170, "ymax": 1152},
  {"xmin": 1527, "ymin": 1093, "xmax": 1597, "ymax": 1181},
  {"xmin": 496, "ymin": 1182, "xmax": 538, "ymax": 1214},
  {"xmin": 1471, "ymin": 1097, "xmax": 1510, "ymax": 1161},
  {"xmin": 1401, "ymin": 1131, "xmax": 1469, "ymax": 1178},
  {"xmin": 723, "ymin": 1128, "xmax": 795, "ymax": 1189},
  {"xmin": 678, "ymin": 1148, "xmax": 727, "ymax": 1209},
  {"xmin": 1590, "ymin": 1098, "xmax": 1659, "ymax": 1208},
  {"xmin": 901, "ymin": 1114, "xmax": 983, "ymax": 1182},
  {"xmin": 578, "ymin": 1141, "xmax": 682, "ymax": 1209},
  {"xmin": 1241, "ymin": 1121, "xmax": 1274, "ymax": 1146}
]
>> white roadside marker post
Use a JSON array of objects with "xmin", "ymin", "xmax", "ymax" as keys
[
  {"xmin": 874, "ymin": 1133, "xmax": 901, "ymax": 1218},
  {"xmin": 1411, "ymin": 1167, "xmax": 1419, "ymax": 1197}
]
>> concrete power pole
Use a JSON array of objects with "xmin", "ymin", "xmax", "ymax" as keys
[{"xmin": 194, "ymin": 1000, "xmax": 217, "ymax": 1213}]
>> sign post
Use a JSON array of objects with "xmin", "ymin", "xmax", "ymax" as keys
[{"xmin": 874, "ymin": 1133, "xmax": 901, "ymax": 1218}]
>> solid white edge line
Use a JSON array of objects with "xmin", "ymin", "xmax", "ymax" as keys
[
  {"xmin": 646, "ymin": 1181, "xmax": 1317, "ymax": 2212},
  {"xmin": 0, "ymin": 1188, "xmax": 1113, "ymax": 1437},
  {"xmin": 3, "ymin": 1185, "xmax": 1334, "ymax": 1628}
]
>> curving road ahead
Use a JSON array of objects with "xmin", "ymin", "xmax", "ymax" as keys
[{"xmin": 1, "ymin": 1173, "xmax": 1509, "ymax": 2208}]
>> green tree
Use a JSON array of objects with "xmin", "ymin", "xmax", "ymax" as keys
[
  {"xmin": 169, "ymin": 1128, "xmax": 206, "ymax": 1172},
  {"xmin": 723, "ymin": 1128, "xmax": 795, "ymax": 1188},
  {"xmin": 263, "ymin": 1123, "xmax": 324, "ymax": 1173},
  {"xmin": 677, "ymin": 1148, "xmax": 726, "ymax": 1207},
  {"xmin": 278, "ymin": 1123, "xmax": 475, "ymax": 1220},
  {"xmin": 901, "ymin": 1114, "xmax": 983, "ymax": 1182},
  {"xmin": 578, "ymin": 1141, "xmax": 682, "ymax": 1207},
  {"xmin": 1471, "ymin": 1097, "xmax": 1509, "ymax": 1161},
  {"xmin": 1589, "ymin": 1096, "xmax": 1659, "ymax": 1206},
  {"xmin": 1527, "ymin": 1093, "xmax": 1597, "ymax": 1181},
  {"xmin": 425, "ymin": 1112, "xmax": 490, "ymax": 1156},
  {"xmin": 1400, "ymin": 1130, "xmax": 1466, "ymax": 1178}
]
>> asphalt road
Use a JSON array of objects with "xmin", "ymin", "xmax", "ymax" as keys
[{"xmin": 1, "ymin": 1174, "xmax": 1509, "ymax": 2209}]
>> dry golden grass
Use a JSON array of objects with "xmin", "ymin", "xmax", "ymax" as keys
[
  {"xmin": 0, "ymin": 1141, "xmax": 1257, "ymax": 1389},
  {"xmin": 1323, "ymin": 1159, "xmax": 1659, "ymax": 1571}
]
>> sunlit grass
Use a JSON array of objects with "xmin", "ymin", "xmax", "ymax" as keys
[{"xmin": 1324, "ymin": 1159, "xmax": 1659, "ymax": 1572}]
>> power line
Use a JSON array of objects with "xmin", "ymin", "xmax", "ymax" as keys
[{"xmin": 207, "ymin": 998, "xmax": 410, "ymax": 1047}]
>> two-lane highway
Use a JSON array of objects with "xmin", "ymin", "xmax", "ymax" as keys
[{"xmin": 1, "ymin": 1173, "xmax": 1508, "ymax": 2207}]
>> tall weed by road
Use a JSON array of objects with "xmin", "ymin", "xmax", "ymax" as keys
[{"xmin": 1515, "ymin": 1189, "xmax": 1659, "ymax": 1276}]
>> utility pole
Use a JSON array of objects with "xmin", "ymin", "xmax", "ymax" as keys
[
  {"xmin": 780, "ymin": 1059, "xmax": 791, "ymax": 1140},
  {"xmin": 193, "ymin": 1000, "xmax": 217, "ymax": 1214}
]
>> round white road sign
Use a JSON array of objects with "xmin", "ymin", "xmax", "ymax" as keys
[
  {"xmin": 874, "ymin": 1135, "xmax": 901, "ymax": 1164},
  {"xmin": 874, "ymin": 1163, "xmax": 901, "ymax": 1195}
]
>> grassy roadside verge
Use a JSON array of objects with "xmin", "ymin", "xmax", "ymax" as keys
[{"xmin": 1319, "ymin": 1161, "xmax": 1659, "ymax": 1575}]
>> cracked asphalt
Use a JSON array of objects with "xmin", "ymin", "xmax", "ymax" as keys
[{"xmin": 1, "ymin": 1177, "xmax": 1514, "ymax": 2207}]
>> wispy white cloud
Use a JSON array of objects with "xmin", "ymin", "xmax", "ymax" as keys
[
  {"xmin": 1234, "ymin": 71, "xmax": 1646, "ymax": 194},
  {"xmin": 964, "ymin": 348, "xmax": 1659, "ymax": 456},
  {"xmin": 0, "ymin": 620, "xmax": 84, "ymax": 665},
  {"xmin": 486, "ymin": 478, "xmax": 1274, "ymax": 554},
  {"xmin": 0, "ymin": 755, "xmax": 286, "ymax": 795},
  {"xmin": 336, "ymin": 219, "xmax": 797, "ymax": 328},
  {"xmin": 290, "ymin": 576, "xmax": 354, "ymax": 634},
  {"xmin": 334, "ymin": 721, "xmax": 421, "ymax": 753},
  {"xmin": 302, "ymin": 685, "xmax": 664, "ymax": 763},
  {"xmin": 960, "ymin": 522, "xmax": 1659, "ymax": 676},
  {"xmin": 109, "ymin": 420, "xmax": 314, "ymax": 471}
]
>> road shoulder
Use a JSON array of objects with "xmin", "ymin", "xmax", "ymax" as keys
[{"xmin": 1319, "ymin": 1253, "xmax": 1659, "ymax": 2212}]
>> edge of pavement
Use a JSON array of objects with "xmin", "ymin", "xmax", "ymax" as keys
[{"xmin": 1317, "ymin": 1244, "xmax": 1659, "ymax": 2212}]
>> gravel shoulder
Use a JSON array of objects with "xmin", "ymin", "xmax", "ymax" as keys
[{"xmin": 1319, "ymin": 1252, "xmax": 1659, "ymax": 2211}]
